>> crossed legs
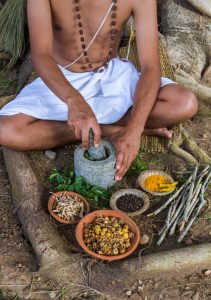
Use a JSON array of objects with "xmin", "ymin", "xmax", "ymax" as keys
[{"xmin": 0, "ymin": 83, "xmax": 198, "ymax": 151}]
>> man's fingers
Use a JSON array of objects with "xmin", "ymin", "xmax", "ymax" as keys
[
  {"xmin": 82, "ymin": 127, "xmax": 90, "ymax": 150},
  {"xmin": 74, "ymin": 127, "xmax": 81, "ymax": 140},
  {"xmin": 120, "ymin": 154, "xmax": 134, "ymax": 179},
  {"xmin": 116, "ymin": 153, "xmax": 133, "ymax": 181},
  {"xmin": 115, "ymin": 158, "xmax": 127, "ymax": 181},
  {"xmin": 115, "ymin": 151, "xmax": 124, "ymax": 181},
  {"xmin": 67, "ymin": 121, "xmax": 75, "ymax": 131},
  {"xmin": 92, "ymin": 125, "xmax": 101, "ymax": 147}
]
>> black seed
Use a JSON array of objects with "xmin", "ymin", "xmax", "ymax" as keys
[{"xmin": 116, "ymin": 194, "xmax": 143, "ymax": 213}]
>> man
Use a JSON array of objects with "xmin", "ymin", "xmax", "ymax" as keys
[{"xmin": 0, "ymin": 0, "xmax": 198, "ymax": 181}]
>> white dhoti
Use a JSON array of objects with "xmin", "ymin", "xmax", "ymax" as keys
[{"xmin": 0, "ymin": 58, "xmax": 175, "ymax": 124}]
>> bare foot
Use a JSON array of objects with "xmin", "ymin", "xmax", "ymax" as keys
[{"xmin": 143, "ymin": 127, "xmax": 173, "ymax": 138}]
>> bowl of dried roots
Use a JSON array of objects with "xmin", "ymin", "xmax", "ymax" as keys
[{"xmin": 48, "ymin": 191, "xmax": 90, "ymax": 224}]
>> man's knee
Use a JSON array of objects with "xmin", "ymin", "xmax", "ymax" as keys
[
  {"xmin": 179, "ymin": 89, "xmax": 198, "ymax": 118},
  {"xmin": 0, "ymin": 118, "xmax": 13, "ymax": 145},
  {"xmin": 0, "ymin": 116, "xmax": 25, "ymax": 146}
]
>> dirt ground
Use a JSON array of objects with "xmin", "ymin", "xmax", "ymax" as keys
[{"xmin": 0, "ymin": 144, "xmax": 211, "ymax": 300}]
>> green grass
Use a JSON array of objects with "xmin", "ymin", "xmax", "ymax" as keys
[
  {"xmin": 0, "ymin": 290, "xmax": 19, "ymax": 299},
  {"xmin": 127, "ymin": 154, "xmax": 148, "ymax": 175}
]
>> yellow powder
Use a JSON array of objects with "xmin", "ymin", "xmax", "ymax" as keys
[{"xmin": 144, "ymin": 174, "xmax": 168, "ymax": 192}]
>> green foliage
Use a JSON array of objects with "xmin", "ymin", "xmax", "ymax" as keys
[
  {"xmin": 0, "ymin": 0, "xmax": 26, "ymax": 71},
  {"xmin": 49, "ymin": 168, "xmax": 111, "ymax": 208},
  {"xmin": 0, "ymin": 290, "xmax": 19, "ymax": 299},
  {"xmin": 127, "ymin": 154, "xmax": 148, "ymax": 175}
]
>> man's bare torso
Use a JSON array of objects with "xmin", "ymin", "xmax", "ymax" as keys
[{"xmin": 50, "ymin": 0, "xmax": 132, "ymax": 72}]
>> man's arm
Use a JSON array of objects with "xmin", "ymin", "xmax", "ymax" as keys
[
  {"xmin": 114, "ymin": 0, "xmax": 161, "ymax": 180},
  {"xmin": 27, "ymin": 0, "xmax": 101, "ymax": 148},
  {"xmin": 127, "ymin": 0, "xmax": 161, "ymax": 132}
]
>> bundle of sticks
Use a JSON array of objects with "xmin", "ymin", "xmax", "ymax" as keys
[{"xmin": 148, "ymin": 165, "xmax": 211, "ymax": 246}]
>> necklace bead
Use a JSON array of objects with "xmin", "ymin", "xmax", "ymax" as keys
[{"xmin": 73, "ymin": 0, "xmax": 118, "ymax": 72}]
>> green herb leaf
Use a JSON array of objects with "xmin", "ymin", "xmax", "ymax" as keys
[{"xmin": 49, "ymin": 168, "xmax": 111, "ymax": 208}]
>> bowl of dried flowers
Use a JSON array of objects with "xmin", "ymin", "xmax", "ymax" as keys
[
  {"xmin": 138, "ymin": 170, "xmax": 178, "ymax": 196},
  {"xmin": 110, "ymin": 188, "xmax": 150, "ymax": 217},
  {"xmin": 48, "ymin": 191, "xmax": 90, "ymax": 224},
  {"xmin": 75, "ymin": 210, "xmax": 140, "ymax": 261}
]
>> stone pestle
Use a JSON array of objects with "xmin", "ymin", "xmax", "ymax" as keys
[
  {"xmin": 74, "ymin": 129, "xmax": 116, "ymax": 188},
  {"xmin": 87, "ymin": 129, "xmax": 107, "ymax": 161}
]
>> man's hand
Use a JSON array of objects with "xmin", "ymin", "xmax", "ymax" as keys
[
  {"xmin": 110, "ymin": 128, "xmax": 142, "ymax": 181},
  {"xmin": 67, "ymin": 94, "xmax": 101, "ymax": 149}
]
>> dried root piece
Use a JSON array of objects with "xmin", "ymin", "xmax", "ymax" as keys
[{"xmin": 53, "ymin": 193, "xmax": 84, "ymax": 221}]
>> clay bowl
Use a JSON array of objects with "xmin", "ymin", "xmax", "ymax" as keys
[
  {"xmin": 138, "ymin": 170, "xmax": 176, "ymax": 196},
  {"xmin": 48, "ymin": 191, "xmax": 90, "ymax": 224},
  {"xmin": 110, "ymin": 188, "xmax": 150, "ymax": 217},
  {"xmin": 75, "ymin": 210, "xmax": 140, "ymax": 261}
]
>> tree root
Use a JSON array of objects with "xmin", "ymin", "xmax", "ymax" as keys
[
  {"xmin": 169, "ymin": 143, "xmax": 199, "ymax": 165},
  {"xmin": 186, "ymin": 0, "xmax": 211, "ymax": 18},
  {"xmin": 169, "ymin": 127, "xmax": 211, "ymax": 165},
  {"xmin": 175, "ymin": 72, "xmax": 211, "ymax": 107}
]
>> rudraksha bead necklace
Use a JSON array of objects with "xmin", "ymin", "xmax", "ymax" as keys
[{"xmin": 73, "ymin": 0, "xmax": 118, "ymax": 73}]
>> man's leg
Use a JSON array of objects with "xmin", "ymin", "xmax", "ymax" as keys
[
  {"xmin": 116, "ymin": 83, "xmax": 198, "ymax": 138},
  {"xmin": 0, "ymin": 113, "xmax": 122, "ymax": 150},
  {"xmin": 0, "ymin": 83, "xmax": 198, "ymax": 151}
]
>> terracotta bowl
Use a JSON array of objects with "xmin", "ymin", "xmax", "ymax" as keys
[
  {"xmin": 48, "ymin": 191, "xmax": 90, "ymax": 224},
  {"xmin": 110, "ymin": 188, "xmax": 150, "ymax": 217},
  {"xmin": 138, "ymin": 170, "xmax": 176, "ymax": 196},
  {"xmin": 75, "ymin": 209, "xmax": 140, "ymax": 261}
]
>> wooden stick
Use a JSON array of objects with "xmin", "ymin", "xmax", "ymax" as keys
[
  {"xmin": 180, "ymin": 166, "xmax": 198, "ymax": 231},
  {"xmin": 202, "ymin": 169, "xmax": 211, "ymax": 191},
  {"xmin": 166, "ymin": 201, "xmax": 174, "ymax": 227},
  {"xmin": 157, "ymin": 197, "xmax": 186, "ymax": 245},
  {"xmin": 148, "ymin": 173, "xmax": 193, "ymax": 217},
  {"xmin": 169, "ymin": 208, "xmax": 184, "ymax": 236},
  {"xmin": 177, "ymin": 194, "xmax": 206, "ymax": 243},
  {"xmin": 193, "ymin": 166, "xmax": 209, "ymax": 195},
  {"xmin": 185, "ymin": 183, "xmax": 202, "ymax": 222},
  {"xmin": 157, "ymin": 225, "xmax": 170, "ymax": 246},
  {"xmin": 158, "ymin": 223, "xmax": 168, "ymax": 237},
  {"xmin": 184, "ymin": 167, "xmax": 210, "ymax": 226},
  {"xmin": 196, "ymin": 164, "xmax": 209, "ymax": 176},
  {"xmin": 170, "ymin": 188, "xmax": 188, "ymax": 219},
  {"xmin": 168, "ymin": 189, "xmax": 189, "ymax": 236}
]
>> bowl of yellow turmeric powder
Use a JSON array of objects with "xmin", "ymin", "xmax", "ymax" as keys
[{"xmin": 138, "ymin": 170, "xmax": 178, "ymax": 196}]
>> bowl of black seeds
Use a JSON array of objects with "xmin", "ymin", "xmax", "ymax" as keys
[{"xmin": 110, "ymin": 189, "xmax": 150, "ymax": 217}]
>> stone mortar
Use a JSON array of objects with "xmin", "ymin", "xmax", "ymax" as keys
[{"xmin": 74, "ymin": 140, "xmax": 116, "ymax": 189}]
